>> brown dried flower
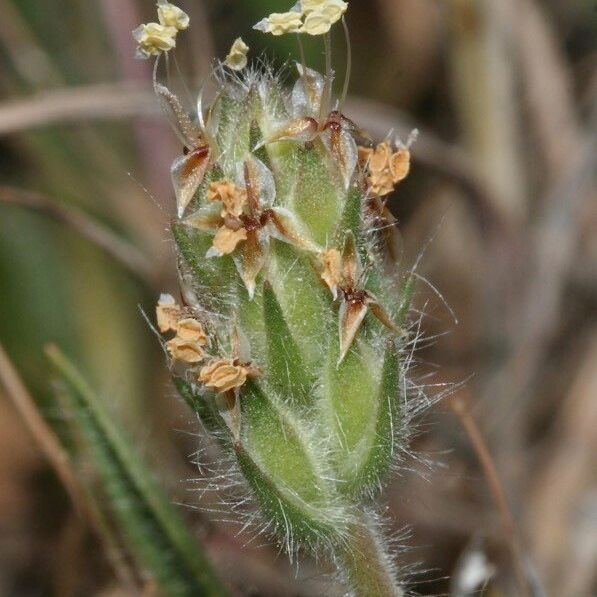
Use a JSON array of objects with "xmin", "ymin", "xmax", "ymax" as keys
[
  {"xmin": 166, "ymin": 337, "xmax": 206, "ymax": 363},
  {"xmin": 199, "ymin": 358, "xmax": 260, "ymax": 393},
  {"xmin": 211, "ymin": 225, "xmax": 248, "ymax": 256},
  {"xmin": 319, "ymin": 248, "xmax": 342, "ymax": 299},
  {"xmin": 360, "ymin": 138, "xmax": 413, "ymax": 197},
  {"xmin": 208, "ymin": 180, "xmax": 248, "ymax": 218},
  {"xmin": 176, "ymin": 318, "xmax": 208, "ymax": 344},
  {"xmin": 156, "ymin": 293, "xmax": 182, "ymax": 333}
]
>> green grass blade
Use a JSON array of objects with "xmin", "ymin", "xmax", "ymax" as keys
[{"xmin": 47, "ymin": 345, "xmax": 228, "ymax": 597}]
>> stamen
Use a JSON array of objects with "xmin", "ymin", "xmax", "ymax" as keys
[
  {"xmin": 340, "ymin": 16, "xmax": 352, "ymax": 110},
  {"xmin": 152, "ymin": 52, "xmax": 161, "ymax": 87}
]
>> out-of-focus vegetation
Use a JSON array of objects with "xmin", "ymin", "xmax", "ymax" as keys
[{"xmin": 0, "ymin": 1, "xmax": 595, "ymax": 595}]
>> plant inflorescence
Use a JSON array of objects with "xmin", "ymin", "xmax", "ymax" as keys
[{"xmin": 137, "ymin": 2, "xmax": 426, "ymax": 594}]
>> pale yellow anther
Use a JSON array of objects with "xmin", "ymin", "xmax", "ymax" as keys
[
  {"xmin": 156, "ymin": 293, "xmax": 182, "ymax": 333},
  {"xmin": 199, "ymin": 359, "xmax": 255, "ymax": 393},
  {"xmin": 176, "ymin": 318, "xmax": 208, "ymax": 344},
  {"xmin": 319, "ymin": 248, "xmax": 342, "ymax": 296},
  {"xmin": 157, "ymin": 0, "xmax": 189, "ymax": 30},
  {"xmin": 224, "ymin": 37, "xmax": 249, "ymax": 71},
  {"xmin": 300, "ymin": 0, "xmax": 347, "ymax": 35},
  {"xmin": 317, "ymin": 0, "xmax": 348, "ymax": 21},
  {"xmin": 133, "ymin": 23, "xmax": 177, "ymax": 58},
  {"xmin": 211, "ymin": 226, "xmax": 248, "ymax": 256},
  {"xmin": 254, "ymin": 12, "xmax": 303, "ymax": 36},
  {"xmin": 208, "ymin": 180, "xmax": 247, "ymax": 218},
  {"xmin": 300, "ymin": 11, "xmax": 333, "ymax": 35},
  {"xmin": 299, "ymin": 0, "xmax": 327, "ymax": 13},
  {"xmin": 166, "ymin": 337, "xmax": 206, "ymax": 363}
]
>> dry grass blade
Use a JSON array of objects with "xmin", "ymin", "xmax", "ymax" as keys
[
  {"xmin": 0, "ymin": 341, "xmax": 88, "ymax": 518},
  {"xmin": 0, "ymin": 186, "xmax": 156, "ymax": 283},
  {"xmin": 488, "ymin": 95, "xmax": 597, "ymax": 427},
  {"xmin": 451, "ymin": 393, "xmax": 533, "ymax": 596},
  {"xmin": 510, "ymin": 0, "xmax": 581, "ymax": 186},
  {"xmin": 527, "ymin": 331, "xmax": 597, "ymax": 595},
  {"xmin": 0, "ymin": 341, "xmax": 142, "ymax": 590},
  {"xmin": 0, "ymin": 83, "xmax": 158, "ymax": 136}
]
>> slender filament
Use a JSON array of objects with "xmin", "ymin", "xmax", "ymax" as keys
[
  {"xmin": 340, "ymin": 16, "xmax": 352, "ymax": 110},
  {"xmin": 321, "ymin": 32, "xmax": 333, "ymax": 120},
  {"xmin": 296, "ymin": 33, "xmax": 307, "ymax": 75},
  {"xmin": 173, "ymin": 53, "xmax": 194, "ymax": 108}
]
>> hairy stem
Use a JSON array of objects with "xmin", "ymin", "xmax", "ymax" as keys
[{"xmin": 339, "ymin": 511, "xmax": 403, "ymax": 597}]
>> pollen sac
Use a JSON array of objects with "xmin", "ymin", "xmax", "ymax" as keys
[
  {"xmin": 224, "ymin": 37, "xmax": 249, "ymax": 71},
  {"xmin": 133, "ymin": 23, "xmax": 177, "ymax": 58}
]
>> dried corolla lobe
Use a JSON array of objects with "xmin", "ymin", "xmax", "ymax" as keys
[
  {"xmin": 146, "ymin": 2, "xmax": 420, "ymax": 594},
  {"xmin": 260, "ymin": 67, "xmax": 359, "ymax": 190}
]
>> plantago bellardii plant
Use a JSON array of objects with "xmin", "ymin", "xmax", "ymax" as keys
[{"xmin": 137, "ymin": 2, "xmax": 421, "ymax": 594}]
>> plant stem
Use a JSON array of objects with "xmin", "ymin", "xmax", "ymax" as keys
[{"xmin": 339, "ymin": 511, "xmax": 404, "ymax": 597}]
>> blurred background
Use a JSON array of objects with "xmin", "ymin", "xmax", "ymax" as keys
[{"xmin": 0, "ymin": 0, "xmax": 595, "ymax": 595}]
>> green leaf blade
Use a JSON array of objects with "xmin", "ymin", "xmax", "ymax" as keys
[{"xmin": 47, "ymin": 346, "xmax": 227, "ymax": 597}]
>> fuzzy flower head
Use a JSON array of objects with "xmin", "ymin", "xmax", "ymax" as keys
[
  {"xmin": 133, "ymin": 23, "xmax": 177, "ymax": 58},
  {"xmin": 157, "ymin": 0, "xmax": 190, "ymax": 30},
  {"xmin": 224, "ymin": 37, "xmax": 250, "ymax": 71}
]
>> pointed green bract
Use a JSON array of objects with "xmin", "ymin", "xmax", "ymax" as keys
[
  {"xmin": 322, "ymin": 335, "xmax": 382, "ymax": 481},
  {"xmin": 263, "ymin": 282, "xmax": 312, "ymax": 406},
  {"xmin": 396, "ymin": 274, "xmax": 416, "ymax": 325},
  {"xmin": 292, "ymin": 145, "xmax": 344, "ymax": 246},
  {"xmin": 174, "ymin": 377, "xmax": 224, "ymax": 434},
  {"xmin": 336, "ymin": 186, "xmax": 363, "ymax": 247},
  {"xmin": 250, "ymin": 120, "xmax": 273, "ymax": 169},
  {"xmin": 268, "ymin": 241, "xmax": 332, "ymax": 368},
  {"xmin": 172, "ymin": 223, "xmax": 237, "ymax": 313},
  {"xmin": 238, "ymin": 381, "xmax": 346, "ymax": 543},
  {"xmin": 345, "ymin": 341, "xmax": 403, "ymax": 495}
]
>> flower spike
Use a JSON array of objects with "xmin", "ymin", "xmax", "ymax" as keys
[{"xmin": 151, "ymin": 1, "xmax": 423, "ymax": 592}]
